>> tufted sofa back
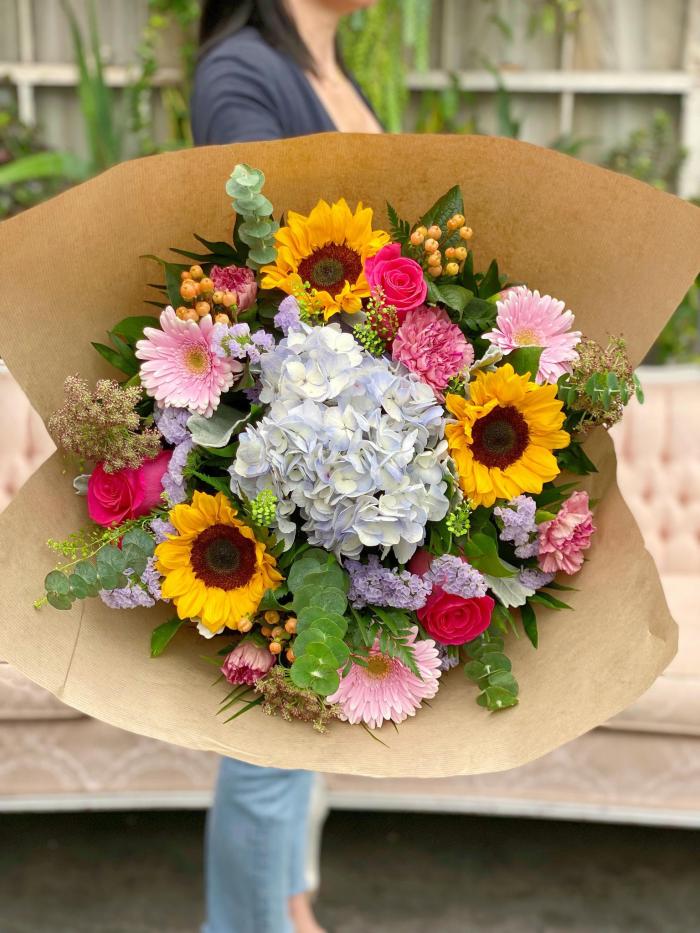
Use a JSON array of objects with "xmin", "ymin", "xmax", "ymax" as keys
[{"xmin": 0, "ymin": 364, "xmax": 698, "ymax": 574}]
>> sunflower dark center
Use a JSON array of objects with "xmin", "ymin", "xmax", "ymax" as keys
[
  {"xmin": 471, "ymin": 405, "xmax": 530, "ymax": 469},
  {"xmin": 297, "ymin": 243, "xmax": 362, "ymax": 292},
  {"xmin": 190, "ymin": 523, "xmax": 256, "ymax": 590}
]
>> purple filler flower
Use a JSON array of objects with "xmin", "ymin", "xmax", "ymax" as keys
[
  {"xmin": 99, "ymin": 557, "xmax": 162, "ymax": 609},
  {"xmin": 153, "ymin": 406, "xmax": 191, "ymax": 446},
  {"xmin": 494, "ymin": 495, "xmax": 539, "ymax": 559},
  {"xmin": 347, "ymin": 555, "xmax": 431, "ymax": 611},
  {"xmin": 519, "ymin": 568, "xmax": 555, "ymax": 590},
  {"xmin": 425, "ymin": 554, "xmax": 487, "ymax": 598},
  {"xmin": 274, "ymin": 295, "xmax": 302, "ymax": 335},
  {"xmin": 162, "ymin": 437, "xmax": 194, "ymax": 505},
  {"xmin": 150, "ymin": 517, "xmax": 176, "ymax": 544}
]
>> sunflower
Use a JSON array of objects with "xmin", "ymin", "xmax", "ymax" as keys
[
  {"xmin": 445, "ymin": 364, "xmax": 570, "ymax": 508},
  {"xmin": 155, "ymin": 491, "xmax": 282, "ymax": 634},
  {"xmin": 260, "ymin": 198, "xmax": 389, "ymax": 319}
]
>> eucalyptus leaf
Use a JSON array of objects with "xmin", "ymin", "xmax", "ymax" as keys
[
  {"xmin": 187, "ymin": 405, "xmax": 249, "ymax": 448},
  {"xmin": 45, "ymin": 570, "xmax": 71, "ymax": 596},
  {"xmin": 483, "ymin": 568, "xmax": 535, "ymax": 608}
]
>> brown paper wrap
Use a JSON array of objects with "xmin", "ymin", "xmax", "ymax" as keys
[{"xmin": 0, "ymin": 134, "xmax": 698, "ymax": 777}]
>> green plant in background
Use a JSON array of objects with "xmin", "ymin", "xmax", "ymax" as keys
[
  {"xmin": 339, "ymin": 0, "xmax": 432, "ymax": 132},
  {"xmin": 604, "ymin": 109, "xmax": 686, "ymax": 192},
  {"xmin": 130, "ymin": 0, "xmax": 200, "ymax": 153}
]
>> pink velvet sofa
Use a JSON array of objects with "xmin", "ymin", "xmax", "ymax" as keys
[{"xmin": 1, "ymin": 363, "xmax": 699, "ymax": 826}]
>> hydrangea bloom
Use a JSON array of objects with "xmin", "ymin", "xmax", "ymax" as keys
[
  {"xmin": 494, "ymin": 495, "xmax": 540, "ymax": 559},
  {"xmin": 230, "ymin": 324, "xmax": 449, "ymax": 560},
  {"xmin": 483, "ymin": 286, "xmax": 581, "ymax": 384},
  {"xmin": 346, "ymin": 555, "xmax": 431, "ymax": 610}
]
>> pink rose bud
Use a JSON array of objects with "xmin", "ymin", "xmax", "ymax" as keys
[
  {"xmin": 364, "ymin": 243, "xmax": 427, "ymax": 317},
  {"xmin": 87, "ymin": 450, "xmax": 171, "ymax": 527},
  {"xmin": 221, "ymin": 640, "xmax": 276, "ymax": 686}
]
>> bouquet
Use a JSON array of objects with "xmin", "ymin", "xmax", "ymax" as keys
[
  {"xmin": 0, "ymin": 135, "xmax": 695, "ymax": 775},
  {"xmin": 38, "ymin": 162, "xmax": 646, "ymax": 731}
]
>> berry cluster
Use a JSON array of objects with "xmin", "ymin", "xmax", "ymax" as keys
[
  {"xmin": 259, "ymin": 610, "xmax": 298, "ymax": 662},
  {"xmin": 175, "ymin": 264, "xmax": 237, "ymax": 325},
  {"xmin": 409, "ymin": 214, "xmax": 473, "ymax": 279}
]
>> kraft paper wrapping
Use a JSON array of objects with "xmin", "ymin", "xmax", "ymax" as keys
[{"xmin": 0, "ymin": 134, "xmax": 698, "ymax": 778}]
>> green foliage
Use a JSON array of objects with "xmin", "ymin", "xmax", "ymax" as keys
[
  {"xmin": 150, "ymin": 617, "xmax": 186, "ymax": 657},
  {"xmin": 648, "ymin": 274, "xmax": 700, "ymax": 364},
  {"xmin": 556, "ymin": 440, "xmax": 598, "ymax": 476},
  {"xmin": 464, "ymin": 631, "xmax": 519, "ymax": 711},
  {"xmin": 226, "ymin": 164, "xmax": 279, "ymax": 269},
  {"xmin": 462, "ymin": 531, "xmax": 517, "ymax": 578},
  {"xmin": 92, "ymin": 315, "xmax": 158, "ymax": 377},
  {"xmin": 351, "ymin": 607, "xmax": 420, "ymax": 678},
  {"xmin": 508, "ymin": 346, "xmax": 543, "ymax": 380},
  {"xmin": 604, "ymin": 110, "xmax": 686, "ymax": 193}
]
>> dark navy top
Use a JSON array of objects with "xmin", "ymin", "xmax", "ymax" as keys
[{"xmin": 192, "ymin": 27, "xmax": 342, "ymax": 145}]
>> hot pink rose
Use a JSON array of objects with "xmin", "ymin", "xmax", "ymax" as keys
[
  {"xmin": 210, "ymin": 264, "xmax": 258, "ymax": 311},
  {"xmin": 538, "ymin": 490, "xmax": 595, "ymax": 575},
  {"xmin": 221, "ymin": 640, "xmax": 276, "ymax": 686},
  {"xmin": 87, "ymin": 450, "xmax": 171, "ymax": 527},
  {"xmin": 364, "ymin": 243, "xmax": 427, "ymax": 316},
  {"xmin": 417, "ymin": 588, "xmax": 495, "ymax": 646},
  {"xmin": 392, "ymin": 305, "xmax": 474, "ymax": 396}
]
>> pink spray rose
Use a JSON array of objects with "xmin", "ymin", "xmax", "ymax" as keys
[
  {"xmin": 221, "ymin": 640, "xmax": 276, "ymax": 686},
  {"xmin": 538, "ymin": 490, "xmax": 595, "ymax": 575},
  {"xmin": 417, "ymin": 589, "xmax": 495, "ymax": 646},
  {"xmin": 210, "ymin": 264, "xmax": 258, "ymax": 312},
  {"xmin": 364, "ymin": 243, "xmax": 427, "ymax": 316},
  {"xmin": 392, "ymin": 305, "xmax": 474, "ymax": 396},
  {"xmin": 87, "ymin": 450, "xmax": 172, "ymax": 527}
]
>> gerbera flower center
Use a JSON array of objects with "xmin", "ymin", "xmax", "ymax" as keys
[
  {"xmin": 297, "ymin": 243, "xmax": 362, "ymax": 293},
  {"xmin": 366, "ymin": 654, "xmax": 392, "ymax": 679},
  {"xmin": 471, "ymin": 404, "xmax": 530, "ymax": 469},
  {"xmin": 183, "ymin": 344, "xmax": 211, "ymax": 376},
  {"xmin": 190, "ymin": 523, "xmax": 256, "ymax": 590},
  {"xmin": 513, "ymin": 328, "xmax": 541, "ymax": 346}
]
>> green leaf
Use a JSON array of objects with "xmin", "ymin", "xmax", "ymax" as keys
[
  {"xmin": 296, "ymin": 565, "xmax": 348, "ymax": 594},
  {"xmin": 290, "ymin": 655, "xmax": 339, "ymax": 697},
  {"xmin": 464, "ymin": 660, "xmax": 487, "ymax": 681},
  {"xmin": 420, "ymin": 185, "xmax": 464, "ymax": 235},
  {"xmin": 111, "ymin": 315, "xmax": 159, "ymax": 345},
  {"xmin": 47, "ymin": 592, "xmax": 73, "ymax": 610},
  {"xmin": 386, "ymin": 201, "xmax": 411, "ymax": 246},
  {"xmin": 488, "ymin": 671, "xmax": 519, "ymax": 696},
  {"xmin": 521, "ymin": 601, "xmax": 538, "ymax": 648},
  {"xmin": 508, "ymin": 346, "xmax": 543, "ymax": 379},
  {"xmin": 477, "ymin": 686, "xmax": 519, "ymax": 710},
  {"xmin": 478, "ymin": 259, "xmax": 502, "ymax": 299},
  {"xmin": 433, "ymin": 283, "xmax": 472, "ymax": 312},
  {"xmin": 45, "ymin": 570, "xmax": 71, "ymax": 596},
  {"xmin": 0, "ymin": 150, "xmax": 86, "ymax": 186},
  {"xmin": 529, "ymin": 592, "xmax": 573, "ymax": 611},
  {"xmin": 309, "ymin": 589, "xmax": 348, "ymax": 616},
  {"xmin": 150, "ymin": 617, "xmax": 186, "ymax": 658},
  {"xmin": 484, "ymin": 568, "xmax": 535, "ymax": 608},
  {"xmin": 121, "ymin": 528, "xmax": 156, "ymax": 557},
  {"xmin": 91, "ymin": 342, "xmax": 136, "ymax": 376},
  {"xmin": 95, "ymin": 545, "xmax": 128, "ymax": 590},
  {"xmin": 192, "ymin": 472, "xmax": 232, "ymax": 497},
  {"xmin": 461, "ymin": 297, "xmax": 497, "ymax": 332},
  {"xmin": 480, "ymin": 652, "xmax": 511, "ymax": 674},
  {"xmin": 462, "ymin": 533, "xmax": 516, "ymax": 578},
  {"xmin": 187, "ymin": 405, "xmax": 249, "ymax": 448},
  {"xmin": 287, "ymin": 558, "xmax": 324, "ymax": 592},
  {"xmin": 294, "ymin": 631, "xmax": 349, "ymax": 668},
  {"xmin": 296, "ymin": 606, "xmax": 348, "ymax": 639},
  {"xmin": 557, "ymin": 441, "xmax": 598, "ymax": 476},
  {"xmin": 257, "ymin": 586, "xmax": 289, "ymax": 612}
]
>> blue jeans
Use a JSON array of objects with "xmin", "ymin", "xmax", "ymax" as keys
[{"xmin": 202, "ymin": 757, "xmax": 315, "ymax": 933}]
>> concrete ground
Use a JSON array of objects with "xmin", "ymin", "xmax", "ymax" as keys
[{"xmin": 0, "ymin": 810, "xmax": 698, "ymax": 932}]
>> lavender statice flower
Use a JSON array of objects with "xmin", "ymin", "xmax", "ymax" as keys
[
  {"xmin": 274, "ymin": 295, "xmax": 302, "ymax": 335},
  {"xmin": 154, "ymin": 406, "xmax": 191, "ymax": 445},
  {"xmin": 150, "ymin": 517, "xmax": 176, "ymax": 544},
  {"xmin": 99, "ymin": 558, "xmax": 162, "ymax": 609},
  {"xmin": 212, "ymin": 322, "xmax": 275, "ymax": 363},
  {"xmin": 519, "ymin": 568, "xmax": 555, "ymax": 590},
  {"xmin": 346, "ymin": 555, "xmax": 432, "ymax": 611},
  {"xmin": 162, "ymin": 436, "xmax": 194, "ymax": 505},
  {"xmin": 426, "ymin": 555, "xmax": 488, "ymax": 598},
  {"xmin": 494, "ymin": 495, "xmax": 540, "ymax": 559},
  {"xmin": 435, "ymin": 643, "xmax": 460, "ymax": 672}
]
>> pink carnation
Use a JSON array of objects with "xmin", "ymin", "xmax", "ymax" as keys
[
  {"xmin": 392, "ymin": 305, "xmax": 474, "ymax": 396},
  {"xmin": 210, "ymin": 265, "xmax": 257, "ymax": 311},
  {"xmin": 483, "ymin": 285, "xmax": 581, "ymax": 383},
  {"xmin": 364, "ymin": 243, "xmax": 427, "ymax": 316},
  {"xmin": 221, "ymin": 640, "xmax": 276, "ymax": 686},
  {"xmin": 538, "ymin": 490, "xmax": 595, "ymax": 575},
  {"xmin": 136, "ymin": 307, "xmax": 241, "ymax": 417}
]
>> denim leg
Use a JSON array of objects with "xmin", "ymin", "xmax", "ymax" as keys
[{"xmin": 202, "ymin": 757, "xmax": 315, "ymax": 933}]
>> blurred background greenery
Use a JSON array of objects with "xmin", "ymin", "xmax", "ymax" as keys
[{"xmin": 0, "ymin": 0, "xmax": 698, "ymax": 362}]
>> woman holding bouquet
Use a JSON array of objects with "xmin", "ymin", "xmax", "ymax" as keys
[{"xmin": 193, "ymin": 2, "xmax": 381, "ymax": 932}]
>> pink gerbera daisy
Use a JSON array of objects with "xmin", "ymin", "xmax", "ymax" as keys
[
  {"xmin": 136, "ymin": 308, "xmax": 241, "ymax": 416},
  {"xmin": 326, "ymin": 627, "xmax": 442, "ymax": 729},
  {"xmin": 483, "ymin": 286, "xmax": 581, "ymax": 384}
]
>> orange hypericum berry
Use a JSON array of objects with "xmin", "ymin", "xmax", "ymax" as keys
[
  {"xmin": 199, "ymin": 276, "xmax": 214, "ymax": 293},
  {"xmin": 427, "ymin": 251, "xmax": 442, "ymax": 267},
  {"xmin": 175, "ymin": 306, "xmax": 189, "ymax": 320},
  {"xmin": 427, "ymin": 224, "xmax": 442, "ymax": 239},
  {"xmin": 428, "ymin": 265, "xmax": 443, "ymax": 278},
  {"xmin": 264, "ymin": 610, "xmax": 280, "ymax": 624},
  {"xmin": 183, "ymin": 308, "xmax": 199, "ymax": 322},
  {"xmin": 445, "ymin": 262, "xmax": 460, "ymax": 277},
  {"xmin": 180, "ymin": 270, "xmax": 190, "ymax": 282},
  {"xmin": 284, "ymin": 618, "xmax": 298, "ymax": 634},
  {"xmin": 455, "ymin": 246, "xmax": 468, "ymax": 261},
  {"xmin": 269, "ymin": 641, "xmax": 282, "ymax": 655},
  {"xmin": 195, "ymin": 301, "xmax": 211, "ymax": 317},
  {"xmin": 212, "ymin": 290, "xmax": 225, "ymax": 305},
  {"xmin": 424, "ymin": 238, "xmax": 439, "ymax": 254},
  {"xmin": 238, "ymin": 618, "xmax": 253, "ymax": 633},
  {"xmin": 180, "ymin": 279, "xmax": 198, "ymax": 300},
  {"xmin": 286, "ymin": 648, "xmax": 295, "ymax": 663},
  {"xmin": 415, "ymin": 225, "xmax": 428, "ymax": 238},
  {"xmin": 222, "ymin": 291, "xmax": 237, "ymax": 308},
  {"xmin": 448, "ymin": 213, "xmax": 466, "ymax": 230},
  {"xmin": 459, "ymin": 226, "xmax": 474, "ymax": 241},
  {"xmin": 445, "ymin": 246, "xmax": 457, "ymax": 260},
  {"xmin": 261, "ymin": 625, "xmax": 272, "ymax": 637},
  {"xmin": 214, "ymin": 313, "xmax": 230, "ymax": 325},
  {"xmin": 189, "ymin": 264, "xmax": 204, "ymax": 280},
  {"xmin": 271, "ymin": 626, "xmax": 284, "ymax": 639},
  {"xmin": 410, "ymin": 230, "xmax": 425, "ymax": 246}
]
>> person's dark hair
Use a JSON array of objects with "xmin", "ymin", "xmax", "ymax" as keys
[{"xmin": 199, "ymin": 1, "xmax": 317, "ymax": 73}]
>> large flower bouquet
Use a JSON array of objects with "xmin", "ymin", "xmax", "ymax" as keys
[{"xmin": 38, "ymin": 162, "xmax": 644, "ymax": 733}]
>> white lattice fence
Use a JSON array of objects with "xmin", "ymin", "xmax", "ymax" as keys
[{"xmin": 1, "ymin": 0, "xmax": 699, "ymax": 195}]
